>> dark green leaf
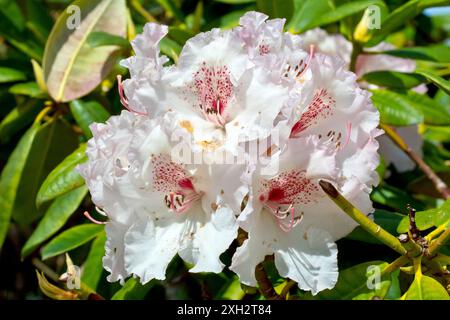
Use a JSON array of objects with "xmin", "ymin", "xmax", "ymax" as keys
[
  {"xmin": 383, "ymin": 46, "xmax": 450, "ymax": 63},
  {"xmin": 21, "ymin": 186, "xmax": 88, "ymax": 258},
  {"xmin": 41, "ymin": 224, "xmax": 104, "ymax": 260},
  {"xmin": 287, "ymin": 0, "xmax": 333, "ymax": 33},
  {"xmin": 37, "ymin": 144, "xmax": 87, "ymax": 206},
  {"xmin": 363, "ymin": 71, "xmax": 426, "ymax": 89},
  {"xmin": 408, "ymin": 171, "xmax": 450, "ymax": 197},
  {"xmin": 13, "ymin": 119, "xmax": 78, "ymax": 224},
  {"xmin": 82, "ymin": 231, "xmax": 106, "ymax": 290},
  {"xmin": 256, "ymin": 0, "xmax": 294, "ymax": 21},
  {"xmin": 0, "ymin": 124, "xmax": 40, "ymax": 248},
  {"xmin": 371, "ymin": 184, "xmax": 424, "ymax": 213},
  {"xmin": 69, "ymin": 100, "xmax": 110, "ymax": 138},
  {"xmin": 0, "ymin": 100, "xmax": 42, "ymax": 143}
]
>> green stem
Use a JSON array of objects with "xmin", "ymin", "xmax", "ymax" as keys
[
  {"xmin": 382, "ymin": 256, "xmax": 410, "ymax": 275},
  {"xmin": 319, "ymin": 180, "xmax": 407, "ymax": 256},
  {"xmin": 428, "ymin": 226, "xmax": 450, "ymax": 256},
  {"xmin": 349, "ymin": 43, "xmax": 362, "ymax": 73}
]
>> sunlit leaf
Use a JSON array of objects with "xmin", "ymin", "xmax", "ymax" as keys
[
  {"xmin": 403, "ymin": 274, "xmax": 449, "ymax": 300},
  {"xmin": 41, "ymin": 224, "xmax": 104, "ymax": 260},
  {"xmin": 43, "ymin": 0, "xmax": 127, "ymax": 102},
  {"xmin": 69, "ymin": 100, "xmax": 110, "ymax": 138},
  {"xmin": 111, "ymin": 277, "xmax": 156, "ymax": 300},
  {"xmin": 37, "ymin": 144, "xmax": 87, "ymax": 206},
  {"xmin": 81, "ymin": 231, "xmax": 106, "ymax": 290},
  {"xmin": 363, "ymin": 71, "xmax": 426, "ymax": 89},
  {"xmin": 21, "ymin": 186, "xmax": 88, "ymax": 258},
  {"xmin": 397, "ymin": 198, "xmax": 450, "ymax": 233},
  {"xmin": 0, "ymin": 67, "xmax": 27, "ymax": 83}
]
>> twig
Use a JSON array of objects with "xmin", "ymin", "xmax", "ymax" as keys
[
  {"xmin": 255, "ymin": 258, "xmax": 282, "ymax": 300},
  {"xmin": 428, "ymin": 226, "xmax": 450, "ymax": 256},
  {"xmin": 381, "ymin": 124, "xmax": 450, "ymax": 199},
  {"xmin": 381, "ymin": 256, "xmax": 410, "ymax": 275},
  {"xmin": 319, "ymin": 180, "xmax": 407, "ymax": 256},
  {"xmin": 32, "ymin": 258, "xmax": 60, "ymax": 283}
]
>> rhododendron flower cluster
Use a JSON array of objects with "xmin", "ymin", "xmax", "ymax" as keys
[{"xmin": 78, "ymin": 12, "xmax": 381, "ymax": 295}]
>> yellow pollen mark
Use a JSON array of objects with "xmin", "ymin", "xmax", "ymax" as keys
[
  {"xmin": 197, "ymin": 140, "xmax": 221, "ymax": 151},
  {"xmin": 180, "ymin": 120, "xmax": 194, "ymax": 133}
]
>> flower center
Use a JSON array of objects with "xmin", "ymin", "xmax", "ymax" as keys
[
  {"xmin": 258, "ymin": 170, "xmax": 320, "ymax": 232},
  {"xmin": 290, "ymin": 88, "xmax": 336, "ymax": 138},
  {"xmin": 193, "ymin": 62, "xmax": 233, "ymax": 127},
  {"xmin": 152, "ymin": 154, "xmax": 203, "ymax": 214}
]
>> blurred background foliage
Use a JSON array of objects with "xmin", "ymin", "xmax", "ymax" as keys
[{"xmin": 0, "ymin": 0, "xmax": 449, "ymax": 300}]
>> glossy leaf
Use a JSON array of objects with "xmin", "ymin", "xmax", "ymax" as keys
[
  {"xmin": 37, "ymin": 144, "xmax": 87, "ymax": 206},
  {"xmin": 397, "ymin": 198, "xmax": 450, "ymax": 233},
  {"xmin": 43, "ymin": 0, "xmax": 127, "ymax": 102},
  {"xmin": 404, "ymin": 90, "xmax": 450, "ymax": 126},
  {"xmin": 383, "ymin": 45, "xmax": 450, "ymax": 63},
  {"xmin": 310, "ymin": 261, "xmax": 391, "ymax": 300},
  {"xmin": 69, "ymin": 100, "xmax": 110, "ymax": 138},
  {"xmin": 362, "ymin": 71, "xmax": 426, "ymax": 89},
  {"xmin": 0, "ymin": 67, "xmax": 26, "ymax": 83},
  {"xmin": 81, "ymin": 231, "xmax": 106, "ymax": 290},
  {"xmin": 416, "ymin": 70, "xmax": 450, "ymax": 94},
  {"xmin": 288, "ymin": 0, "xmax": 333, "ymax": 33},
  {"xmin": 9, "ymin": 82, "xmax": 47, "ymax": 98},
  {"xmin": 256, "ymin": 0, "xmax": 294, "ymax": 21},
  {"xmin": 371, "ymin": 184, "xmax": 424, "ymax": 213},
  {"xmin": 21, "ymin": 186, "xmax": 88, "ymax": 258},
  {"xmin": 86, "ymin": 31, "xmax": 129, "ymax": 48},
  {"xmin": 111, "ymin": 278, "xmax": 156, "ymax": 300},
  {"xmin": 403, "ymin": 274, "xmax": 449, "ymax": 300},
  {"xmin": 0, "ymin": 100, "xmax": 42, "ymax": 143},
  {"xmin": 370, "ymin": 90, "xmax": 424, "ymax": 126},
  {"xmin": 13, "ymin": 119, "xmax": 78, "ymax": 224},
  {"xmin": 41, "ymin": 224, "xmax": 104, "ymax": 260},
  {"xmin": 0, "ymin": 125, "xmax": 40, "ymax": 248}
]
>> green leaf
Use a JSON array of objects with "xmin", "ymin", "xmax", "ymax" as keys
[
  {"xmin": 370, "ymin": 90, "xmax": 424, "ymax": 126},
  {"xmin": 37, "ymin": 144, "xmax": 87, "ymax": 206},
  {"xmin": 423, "ymin": 125, "xmax": 450, "ymax": 143},
  {"xmin": 288, "ymin": 0, "xmax": 333, "ymax": 33},
  {"xmin": 168, "ymin": 27, "xmax": 194, "ymax": 46},
  {"xmin": 383, "ymin": 45, "xmax": 450, "ymax": 63},
  {"xmin": 385, "ymin": 270, "xmax": 401, "ymax": 300},
  {"xmin": 363, "ymin": 71, "xmax": 426, "ymax": 89},
  {"xmin": 12, "ymin": 119, "xmax": 78, "ymax": 224},
  {"xmin": 111, "ymin": 277, "xmax": 156, "ymax": 300},
  {"xmin": 256, "ymin": 0, "xmax": 294, "ymax": 21},
  {"xmin": 160, "ymin": 37, "xmax": 182, "ymax": 62},
  {"xmin": 371, "ymin": 184, "xmax": 424, "ymax": 213},
  {"xmin": 346, "ymin": 210, "xmax": 404, "ymax": 244},
  {"xmin": 403, "ymin": 274, "xmax": 449, "ymax": 300},
  {"xmin": 86, "ymin": 31, "xmax": 129, "ymax": 48},
  {"xmin": 0, "ymin": 67, "xmax": 26, "ymax": 83},
  {"xmin": 310, "ymin": 261, "xmax": 391, "ymax": 300},
  {"xmin": 0, "ymin": 0, "xmax": 25, "ymax": 31},
  {"xmin": 220, "ymin": 277, "xmax": 246, "ymax": 300},
  {"xmin": 317, "ymin": 0, "xmax": 385, "ymax": 28},
  {"xmin": 0, "ymin": 124, "xmax": 40, "ymax": 248},
  {"xmin": 367, "ymin": 0, "xmax": 450, "ymax": 46},
  {"xmin": 82, "ymin": 231, "xmax": 106, "ymax": 290},
  {"xmin": 397, "ymin": 198, "xmax": 450, "ymax": 233},
  {"xmin": 212, "ymin": 0, "xmax": 255, "ymax": 3},
  {"xmin": 404, "ymin": 90, "xmax": 450, "ymax": 126},
  {"xmin": 43, "ymin": 0, "xmax": 127, "ymax": 102},
  {"xmin": 69, "ymin": 100, "xmax": 110, "ymax": 138},
  {"xmin": 25, "ymin": 0, "xmax": 54, "ymax": 43},
  {"xmin": 21, "ymin": 186, "xmax": 88, "ymax": 258},
  {"xmin": 41, "ymin": 224, "xmax": 104, "ymax": 260},
  {"xmin": 0, "ymin": 100, "xmax": 41, "ymax": 144},
  {"xmin": 9, "ymin": 82, "xmax": 47, "ymax": 98},
  {"xmin": 416, "ymin": 70, "xmax": 450, "ymax": 94}
]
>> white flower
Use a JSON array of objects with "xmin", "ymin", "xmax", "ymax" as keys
[{"xmin": 121, "ymin": 23, "xmax": 297, "ymax": 154}]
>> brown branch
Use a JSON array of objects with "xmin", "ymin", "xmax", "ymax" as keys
[
  {"xmin": 255, "ymin": 258, "xmax": 282, "ymax": 300},
  {"xmin": 381, "ymin": 124, "xmax": 450, "ymax": 199}
]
